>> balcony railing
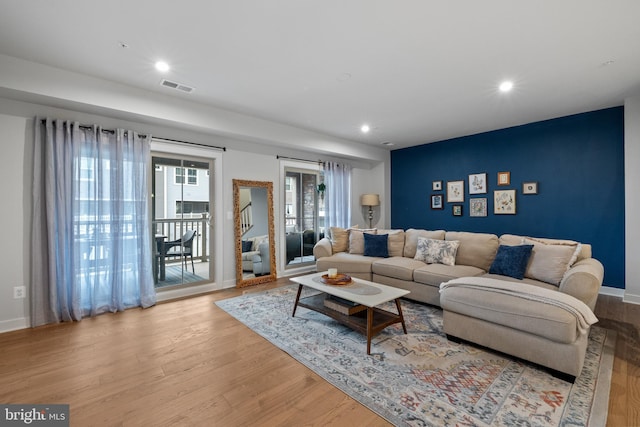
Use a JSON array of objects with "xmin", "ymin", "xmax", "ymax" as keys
[{"xmin": 153, "ymin": 217, "xmax": 209, "ymax": 262}]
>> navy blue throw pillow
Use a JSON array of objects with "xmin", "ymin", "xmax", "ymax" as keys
[
  {"xmin": 489, "ymin": 244, "xmax": 534, "ymax": 280},
  {"xmin": 241, "ymin": 240, "xmax": 253, "ymax": 253},
  {"xmin": 364, "ymin": 233, "xmax": 389, "ymax": 257}
]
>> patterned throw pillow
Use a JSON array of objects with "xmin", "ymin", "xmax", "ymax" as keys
[{"xmin": 414, "ymin": 237, "xmax": 460, "ymax": 266}]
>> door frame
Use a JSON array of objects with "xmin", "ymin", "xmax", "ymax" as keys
[{"xmin": 151, "ymin": 139, "xmax": 224, "ymax": 301}]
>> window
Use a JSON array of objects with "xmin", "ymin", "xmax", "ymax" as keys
[
  {"xmin": 175, "ymin": 167, "xmax": 198, "ymax": 185},
  {"xmin": 284, "ymin": 168, "xmax": 322, "ymax": 268},
  {"xmin": 176, "ymin": 201, "xmax": 209, "ymax": 215}
]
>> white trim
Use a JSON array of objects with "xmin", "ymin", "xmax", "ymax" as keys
[
  {"xmin": 622, "ymin": 292, "xmax": 640, "ymax": 305},
  {"xmin": 599, "ymin": 285, "xmax": 625, "ymax": 298},
  {"xmin": 279, "ymin": 159, "xmax": 323, "ymax": 273},
  {"xmin": 0, "ymin": 317, "xmax": 30, "ymax": 333},
  {"xmin": 155, "ymin": 281, "xmax": 234, "ymax": 303},
  {"xmin": 151, "ymin": 139, "xmax": 224, "ymax": 292}
]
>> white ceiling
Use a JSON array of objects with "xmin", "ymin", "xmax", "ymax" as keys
[{"xmin": 1, "ymin": 0, "xmax": 639, "ymax": 150}]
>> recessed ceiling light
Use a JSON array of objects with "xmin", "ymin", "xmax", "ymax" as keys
[
  {"xmin": 155, "ymin": 61, "xmax": 170, "ymax": 73},
  {"xmin": 382, "ymin": 141, "xmax": 394, "ymax": 146},
  {"xmin": 361, "ymin": 124, "xmax": 370, "ymax": 133},
  {"xmin": 499, "ymin": 81, "xmax": 514, "ymax": 92}
]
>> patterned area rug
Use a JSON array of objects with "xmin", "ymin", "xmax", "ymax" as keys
[{"xmin": 216, "ymin": 285, "xmax": 615, "ymax": 427}]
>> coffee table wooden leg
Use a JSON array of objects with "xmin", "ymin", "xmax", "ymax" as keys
[
  {"xmin": 395, "ymin": 299, "xmax": 408, "ymax": 334},
  {"xmin": 367, "ymin": 307, "xmax": 373, "ymax": 355},
  {"xmin": 292, "ymin": 284, "xmax": 303, "ymax": 317}
]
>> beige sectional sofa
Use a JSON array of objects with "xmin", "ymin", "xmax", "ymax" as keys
[{"xmin": 313, "ymin": 227, "xmax": 604, "ymax": 380}]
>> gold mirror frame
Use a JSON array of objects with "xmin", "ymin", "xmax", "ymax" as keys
[{"xmin": 233, "ymin": 179, "xmax": 277, "ymax": 287}]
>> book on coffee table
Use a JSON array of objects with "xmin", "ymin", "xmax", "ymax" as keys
[{"xmin": 323, "ymin": 295, "xmax": 366, "ymax": 315}]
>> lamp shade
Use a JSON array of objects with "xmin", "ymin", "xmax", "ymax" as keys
[{"xmin": 360, "ymin": 194, "xmax": 380, "ymax": 206}]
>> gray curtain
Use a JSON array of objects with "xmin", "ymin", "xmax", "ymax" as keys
[
  {"xmin": 323, "ymin": 161, "xmax": 352, "ymax": 229},
  {"xmin": 31, "ymin": 118, "xmax": 156, "ymax": 326}
]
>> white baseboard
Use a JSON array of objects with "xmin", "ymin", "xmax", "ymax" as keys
[
  {"xmin": 622, "ymin": 292, "xmax": 640, "ymax": 305},
  {"xmin": 599, "ymin": 286, "xmax": 625, "ymax": 298},
  {"xmin": 0, "ymin": 317, "xmax": 30, "ymax": 333},
  {"xmin": 155, "ymin": 281, "xmax": 232, "ymax": 303},
  {"xmin": 599, "ymin": 285, "xmax": 640, "ymax": 305}
]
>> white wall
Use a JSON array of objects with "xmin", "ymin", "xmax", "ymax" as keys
[
  {"xmin": 0, "ymin": 113, "xmax": 30, "ymax": 332},
  {"xmin": 352, "ymin": 161, "xmax": 389, "ymax": 228},
  {"xmin": 624, "ymin": 94, "xmax": 640, "ymax": 304},
  {"xmin": 0, "ymin": 97, "xmax": 387, "ymax": 331}
]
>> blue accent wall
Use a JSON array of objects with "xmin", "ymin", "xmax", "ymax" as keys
[{"xmin": 391, "ymin": 107, "xmax": 625, "ymax": 288}]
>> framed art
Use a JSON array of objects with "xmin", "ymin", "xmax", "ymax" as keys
[
  {"xmin": 432, "ymin": 180, "xmax": 442, "ymax": 191},
  {"xmin": 469, "ymin": 198, "xmax": 487, "ymax": 217},
  {"xmin": 523, "ymin": 182, "xmax": 538, "ymax": 194},
  {"xmin": 446, "ymin": 180, "xmax": 464, "ymax": 203},
  {"xmin": 494, "ymin": 189, "xmax": 516, "ymax": 214},
  {"xmin": 452, "ymin": 205, "xmax": 463, "ymax": 216},
  {"xmin": 497, "ymin": 171, "xmax": 511, "ymax": 186},
  {"xmin": 431, "ymin": 194, "xmax": 443, "ymax": 209},
  {"xmin": 468, "ymin": 172, "xmax": 487, "ymax": 194}
]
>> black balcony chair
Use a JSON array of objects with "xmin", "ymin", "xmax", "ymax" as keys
[{"xmin": 163, "ymin": 229, "xmax": 197, "ymax": 273}]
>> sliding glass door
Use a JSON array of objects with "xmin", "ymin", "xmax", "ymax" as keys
[
  {"xmin": 152, "ymin": 154, "xmax": 213, "ymax": 288},
  {"xmin": 284, "ymin": 168, "xmax": 324, "ymax": 269}
]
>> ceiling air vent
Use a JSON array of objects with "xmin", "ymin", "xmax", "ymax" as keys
[{"xmin": 160, "ymin": 79, "xmax": 194, "ymax": 93}]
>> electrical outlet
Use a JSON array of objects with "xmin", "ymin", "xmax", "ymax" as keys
[{"xmin": 13, "ymin": 286, "xmax": 26, "ymax": 299}]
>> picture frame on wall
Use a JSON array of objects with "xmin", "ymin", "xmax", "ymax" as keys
[
  {"xmin": 469, "ymin": 198, "xmax": 487, "ymax": 217},
  {"xmin": 432, "ymin": 180, "xmax": 442, "ymax": 191},
  {"xmin": 431, "ymin": 194, "xmax": 443, "ymax": 209},
  {"xmin": 523, "ymin": 181, "xmax": 538, "ymax": 194},
  {"xmin": 446, "ymin": 180, "xmax": 464, "ymax": 203},
  {"xmin": 468, "ymin": 173, "xmax": 487, "ymax": 194},
  {"xmin": 452, "ymin": 205, "xmax": 463, "ymax": 216},
  {"xmin": 494, "ymin": 189, "xmax": 516, "ymax": 214},
  {"xmin": 497, "ymin": 171, "xmax": 511, "ymax": 186}
]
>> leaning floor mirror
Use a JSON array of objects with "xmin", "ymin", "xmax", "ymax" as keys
[{"xmin": 233, "ymin": 179, "xmax": 277, "ymax": 287}]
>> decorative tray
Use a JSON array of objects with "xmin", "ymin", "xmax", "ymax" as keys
[{"xmin": 320, "ymin": 273, "xmax": 352, "ymax": 286}]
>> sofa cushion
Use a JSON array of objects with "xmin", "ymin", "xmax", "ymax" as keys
[
  {"xmin": 403, "ymin": 229, "xmax": 446, "ymax": 258},
  {"xmin": 316, "ymin": 252, "xmax": 378, "ymax": 273},
  {"xmin": 329, "ymin": 226, "xmax": 350, "ymax": 253},
  {"xmin": 364, "ymin": 233, "xmax": 389, "ymax": 257},
  {"xmin": 482, "ymin": 273, "xmax": 559, "ymax": 292},
  {"xmin": 500, "ymin": 234, "xmax": 591, "ymax": 261},
  {"xmin": 523, "ymin": 238, "xmax": 581, "ymax": 286},
  {"xmin": 372, "ymin": 257, "xmax": 427, "ymax": 281},
  {"xmin": 414, "ymin": 264, "xmax": 485, "ymax": 286},
  {"xmin": 414, "ymin": 237, "xmax": 460, "ymax": 266},
  {"xmin": 348, "ymin": 228, "xmax": 376, "ymax": 254},
  {"xmin": 377, "ymin": 229, "xmax": 405, "ymax": 257},
  {"xmin": 439, "ymin": 286, "xmax": 579, "ymax": 343},
  {"xmin": 446, "ymin": 231, "xmax": 499, "ymax": 271},
  {"xmin": 489, "ymin": 244, "xmax": 534, "ymax": 280}
]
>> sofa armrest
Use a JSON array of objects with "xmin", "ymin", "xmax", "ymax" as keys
[
  {"xmin": 313, "ymin": 237, "xmax": 333, "ymax": 259},
  {"xmin": 559, "ymin": 258, "xmax": 604, "ymax": 312}
]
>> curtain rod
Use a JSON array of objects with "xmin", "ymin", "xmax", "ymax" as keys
[
  {"xmin": 39, "ymin": 119, "xmax": 226, "ymax": 151},
  {"xmin": 276, "ymin": 155, "xmax": 323, "ymax": 164},
  {"xmin": 153, "ymin": 137, "xmax": 226, "ymax": 152}
]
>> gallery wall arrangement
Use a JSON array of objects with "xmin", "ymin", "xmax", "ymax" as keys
[{"xmin": 390, "ymin": 107, "xmax": 625, "ymax": 289}]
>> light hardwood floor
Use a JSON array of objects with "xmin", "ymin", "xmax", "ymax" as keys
[{"xmin": 0, "ymin": 279, "xmax": 638, "ymax": 426}]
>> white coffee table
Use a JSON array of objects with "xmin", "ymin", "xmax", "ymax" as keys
[{"xmin": 291, "ymin": 272, "xmax": 410, "ymax": 354}]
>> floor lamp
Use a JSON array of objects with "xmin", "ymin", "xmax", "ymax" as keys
[{"xmin": 361, "ymin": 194, "xmax": 380, "ymax": 228}]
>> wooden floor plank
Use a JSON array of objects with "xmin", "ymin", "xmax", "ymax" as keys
[{"xmin": 0, "ymin": 279, "xmax": 637, "ymax": 426}]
